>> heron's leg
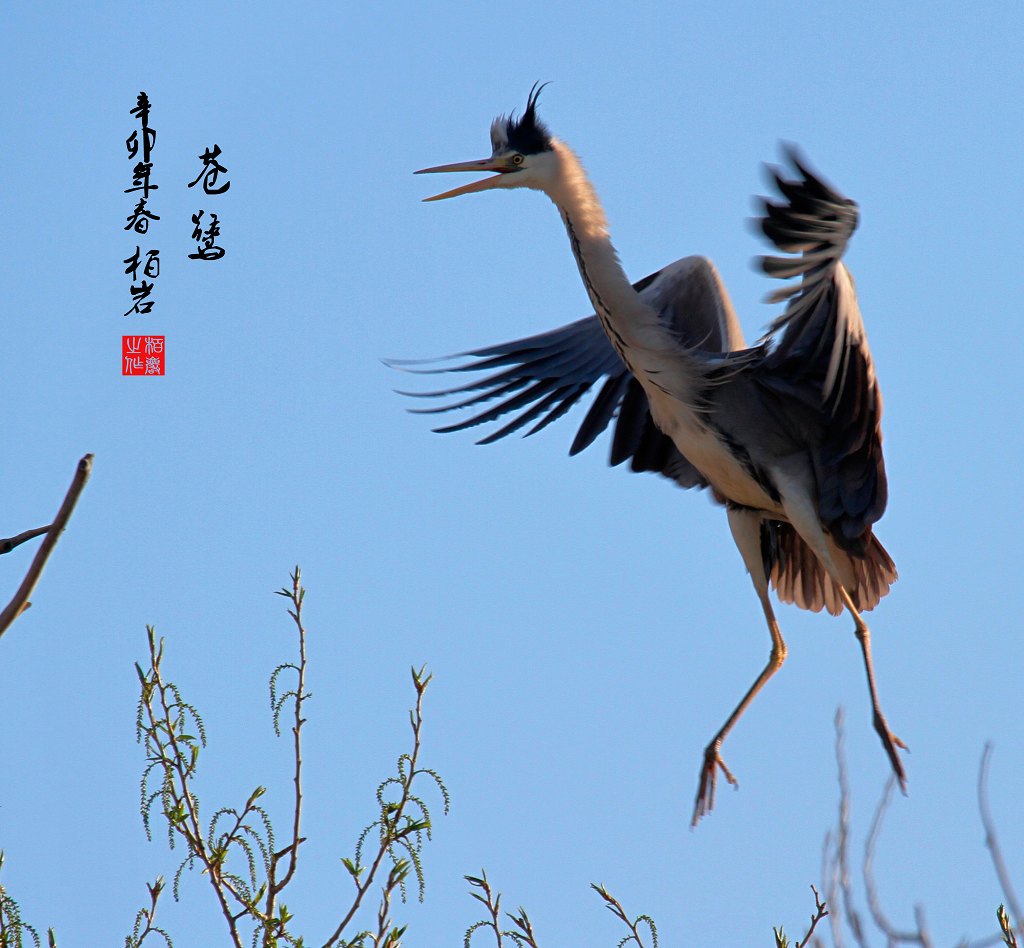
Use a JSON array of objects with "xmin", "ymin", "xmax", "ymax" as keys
[
  {"xmin": 837, "ymin": 586, "xmax": 908, "ymax": 790},
  {"xmin": 776, "ymin": 479, "xmax": 907, "ymax": 789},
  {"xmin": 693, "ymin": 508, "xmax": 787, "ymax": 826}
]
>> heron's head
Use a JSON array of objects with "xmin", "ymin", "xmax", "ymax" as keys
[{"xmin": 416, "ymin": 83, "xmax": 556, "ymax": 202}]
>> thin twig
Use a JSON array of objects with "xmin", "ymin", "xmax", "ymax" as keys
[
  {"xmin": 979, "ymin": 745, "xmax": 1023, "ymax": 938},
  {"xmin": 0, "ymin": 525, "xmax": 50, "ymax": 555},
  {"xmin": 955, "ymin": 927, "xmax": 1016, "ymax": 948},
  {"xmin": 464, "ymin": 872, "xmax": 506, "ymax": 947},
  {"xmin": 0, "ymin": 453, "xmax": 93, "ymax": 639},
  {"xmin": 997, "ymin": 905, "xmax": 1019, "ymax": 948},
  {"xmin": 322, "ymin": 668, "xmax": 435, "ymax": 948},
  {"xmin": 266, "ymin": 568, "xmax": 308, "ymax": 926},
  {"xmin": 832, "ymin": 708, "xmax": 869, "ymax": 948},
  {"xmin": 464, "ymin": 872, "xmax": 540, "ymax": 948},
  {"xmin": 822, "ymin": 826, "xmax": 843, "ymax": 948},
  {"xmin": 796, "ymin": 885, "xmax": 829, "ymax": 947},
  {"xmin": 125, "ymin": 876, "xmax": 172, "ymax": 947},
  {"xmin": 142, "ymin": 633, "xmax": 244, "ymax": 948},
  {"xmin": 862, "ymin": 775, "xmax": 931, "ymax": 946},
  {"xmin": 592, "ymin": 883, "xmax": 658, "ymax": 948}
]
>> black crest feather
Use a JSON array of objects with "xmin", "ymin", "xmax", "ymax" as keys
[{"xmin": 504, "ymin": 82, "xmax": 553, "ymax": 154}]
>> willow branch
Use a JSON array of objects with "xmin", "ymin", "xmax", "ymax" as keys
[
  {"xmin": 322, "ymin": 673, "xmax": 430, "ymax": 948},
  {"xmin": 142, "ymin": 633, "xmax": 243, "ymax": 948},
  {"xmin": 281, "ymin": 572, "xmax": 307, "ymax": 891}
]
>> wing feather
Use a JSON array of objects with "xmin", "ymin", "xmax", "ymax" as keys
[
  {"xmin": 756, "ymin": 147, "xmax": 887, "ymax": 554},
  {"xmin": 390, "ymin": 257, "xmax": 743, "ymax": 489}
]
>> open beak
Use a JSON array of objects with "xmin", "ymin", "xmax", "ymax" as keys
[{"xmin": 415, "ymin": 157, "xmax": 517, "ymax": 202}]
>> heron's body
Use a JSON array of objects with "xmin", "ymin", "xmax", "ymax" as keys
[
  {"xmin": 401, "ymin": 87, "xmax": 904, "ymax": 821},
  {"xmin": 653, "ymin": 391, "xmax": 779, "ymax": 512}
]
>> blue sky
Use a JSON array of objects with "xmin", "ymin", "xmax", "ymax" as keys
[{"xmin": 1, "ymin": 2, "xmax": 1022, "ymax": 944}]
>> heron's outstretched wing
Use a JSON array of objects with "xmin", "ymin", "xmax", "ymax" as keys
[
  {"xmin": 757, "ymin": 147, "xmax": 886, "ymax": 554},
  {"xmin": 391, "ymin": 256, "xmax": 743, "ymax": 489}
]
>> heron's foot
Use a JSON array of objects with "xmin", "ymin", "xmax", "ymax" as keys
[
  {"xmin": 873, "ymin": 712, "xmax": 909, "ymax": 792},
  {"xmin": 691, "ymin": 741, "xmax": 738, "ymax": 827}
]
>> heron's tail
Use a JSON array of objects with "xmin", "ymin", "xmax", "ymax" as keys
[{"xmin": 767, "ymin": 523, "xmax": 897, "ymax": 616}]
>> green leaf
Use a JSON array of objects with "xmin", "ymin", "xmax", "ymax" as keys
[{"xmin": 342, "ymin": 857, "xmax": 364, "ymax": 878}]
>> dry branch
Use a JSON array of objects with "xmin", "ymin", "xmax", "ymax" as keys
[{"xmin": 0, "ymin": 453, "xmax": 93, "ymax": 639}]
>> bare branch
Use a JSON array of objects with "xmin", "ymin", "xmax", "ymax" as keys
[
  {"xmin": 0, "ymin": 453, "xmax": 93, "ymax": 639},
  {"xmin": 980, "ymin": 746, "xmax": 1023, "ymax": 938},
  {"xmin": 821, "ymin": 825, "xmax": 842, "ymax": 948},
  {"xmin": 862, "ymin": 775, "xmax": 931, "ymax": 945},
  {"xmin": 0, "ymin": 526, "xmax": 50, "ymax": 555},
  {"xmin": 830, "ymin": 708, "xmax": 869, "ymax": 948},
  {"xmin": 798, "ymin": 885, "xmax": 828, "ymax": 947}
]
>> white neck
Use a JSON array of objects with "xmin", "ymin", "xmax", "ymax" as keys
[{"xmin": 543, "ymin": 139, "xmax": 668, "ymax": 358}]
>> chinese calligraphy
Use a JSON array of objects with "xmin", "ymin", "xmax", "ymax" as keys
[
  {"xmin": 188, "ymin": 211, "xmax": 225, "ymax": 261},
  {"xmin": 187, "ymin": 144, "xmax": 231, "ymax": 195},
  {"xmin": 124, "ymin": 92, "xmax": 161, "ymax": 316},
  {"xmin": 188, "ymin": 143, "xmax": 230, "ymax": 260},
  {"xmin": 118, "ymin": 95, "xmax": 235, "ymax": 374},
  {"xmin": 123, "ymin": 246, "xmax": 160, "ymax": 315}
]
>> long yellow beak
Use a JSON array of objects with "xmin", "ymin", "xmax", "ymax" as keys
[{"xmin": 415, "ymin": 157, "xmax": 517, "ymax": 202}]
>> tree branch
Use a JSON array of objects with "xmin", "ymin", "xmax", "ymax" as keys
[
  {"xmin": 0, "ymin": 453, "xmax": 93, "ymax": 639},
  {"xmin": 979, "ymin": 745, "xmax": 1023, "ymax": 938},
  {"xmin": 862, "ymin": 776, "xmax": 932, "ymax": 946},
  {"xmin": 0, "ymin": 525, "xmax": 50, "ymax": 555}
]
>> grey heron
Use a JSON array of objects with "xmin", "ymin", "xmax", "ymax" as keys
[{"xmin": 399, "ymin": 85, "xmax": 903, "ymax": 824}]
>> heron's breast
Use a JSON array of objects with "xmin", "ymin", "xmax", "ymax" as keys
[{"xmin": 646, "ymin": 389, "xmax": 782, "ymax": 512}]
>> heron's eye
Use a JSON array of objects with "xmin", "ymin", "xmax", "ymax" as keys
[{"xmin": 511, "ymin": 154, "xmax": 524, "ymax": 165}]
